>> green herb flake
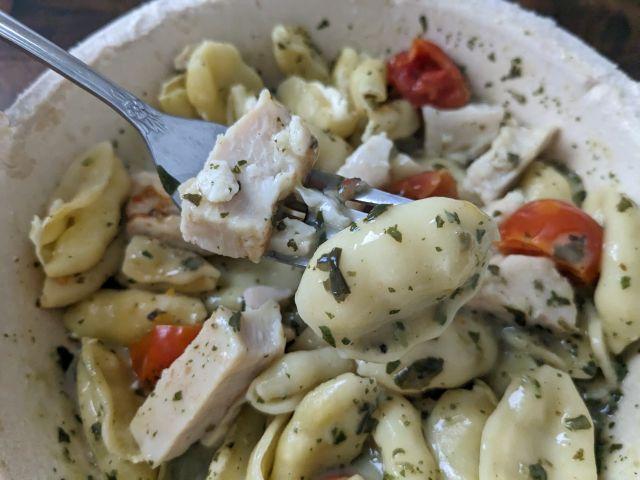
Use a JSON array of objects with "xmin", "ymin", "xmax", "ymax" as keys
[
  {"xmin": 157, "ymin": 166, "xmax": 180, "ymax": 195},
  {"xmin": 90, "ymin": 422, "xmax": 102, "ymax": 441},
  {"xmin": 573, "ymin": 448, "xmax": 584, "ymax": 460},
  {"xmin": 141, "ymin": 250, "xmax": 154, "ymax": 259},
  {"xmin": 476, "ymin": 229, "xmax": 486, "ymax": 243},
  {"xmin": 287, "ymin": 238, "xmax": 299, "ymax": 252},
  {"xmin": 182, "ymin": 256, "xmax": 204, "ymax": 271},
  {"xmin": 220, "ymin": 212, "xmax": 229, "ymax": 218},
  {"xmin": 394, "ymin": 357, "xmax": 444, "ymax": 389},
  {"xmin": 505, "ymin": 306, "xmax": 527, "ymax": 327},
  {"xmin": 488, "ymin": 264, "xmax": 500, "ymax": 276},
  {"xmin": 331, "ymin": 427, "xmax": 347, "ymax": 444},
  {"xmin": 389, "ymin": 309, "xmax": 401, "ymax": 315},
  {"xmin": 445, "ymin": 210, "xmax": 461, "ymax": 224},
  {"xmin": 528, "ymin": 463, "xmax": 547, "ymax": 480},
  {"xmin": 468, "ymin": 331, "xmax": 481, "ymax": 346},
  {"xmin": 507, "ymin": 152, "xmax": 521, "ymax": 166},
  {"xmin": 319, "ymin": 326, "xmax": 336, "ymax": 347},
  {"xmin": 386, "ymin": 360, "xmax": 401, "ymax": 374},
  {"xmin": 325, "ymin": 312, "xmax": 335, "ymax": 319},
  {"xmin": 419, "ymin": 15, "xmax": 428, "ymax": 33},
  {"xmin": 341, "ymin": 337, "xmax": 351, "ymax": 345},
  {"xmin": 621, "ymin": 276, "xmax": 631, "ymax": 290},
  {"xmin": 228, "ymin": 311, "xmax": 242, "ymax": 333},
  {"xmin": 173, "ymin": 391, "xmax": 183, "ymax": 401},
  {"xmin": 392, "ymin": 447, "xmax": 406, "ymax": 457},
  {"xmin": 364, "ymin": 204, "xmax": 390, "ymax": 223},
  {"xmin": 317, "ymin": 247, "xmax": 351, "ymax": 303},
  {"xmin": 58, "ymin": 427, "xmax": 71, "ymax": 444},
  {"xmin": 435, "ymin": 215, "xmax": 445, "ymax": 228},
  {"xmin": 385, "ymin": 224, "xmax": 403, "ymax": 242},
  {"xmin": 617, "ymin": 195, "xmax": 633, "ymax": 213},
  {"xmin": 349, "ymin": 222, "xmax": 360, "ymax": 232},
  {"xmin": 317, "ymin": 18, "xmax": 330, "ymax": 30},
  {"xmin": 181, "ymin": 193, "xmax": 202, "ymax": 207},
  {"xmin": 563, "ymin": 415, "xmax": 592, "ymax": 431},
  {"xmin": 547, "ymin": 290, "xmax": 571, "ymax": 307}
]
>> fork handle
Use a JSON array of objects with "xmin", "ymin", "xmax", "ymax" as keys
[{"xmin": 0, "ymin": 11, "xmax": 164, "ymax": 135}]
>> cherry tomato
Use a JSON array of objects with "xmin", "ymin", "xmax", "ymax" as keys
[
  {"xmin": 499, "ymin": 199, "xmax": 603, "ymax": 284},
  {"xmin": 387, "ymin": 170, "xmax": 458, "ymax": 200},
  {"xmin": 130, "ymin": 325, "xmax": 202, "ymax": 386},
  {"xmin": 387, "ymin": 38, "xmax": 470, "ymax": 108}
]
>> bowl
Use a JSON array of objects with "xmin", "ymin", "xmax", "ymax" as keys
[{"xmin": 0, "ymin": 0, "xmax": 639, "ymax": 477}]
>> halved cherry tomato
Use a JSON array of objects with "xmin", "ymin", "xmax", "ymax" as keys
[
  {"xmin": 130, "ymin": 324, "xmax": 202, "ymax": 386},
  {"xmin": 387, "ymin": 38, "xmax": 470, "ymax": 108},
  {"xmin": 387, "ymin": 170, "xmax": 458, "ymax": 200},
  {"xmin": 499, "ymin": 199, "xmax": 603, "ymax": 284}
]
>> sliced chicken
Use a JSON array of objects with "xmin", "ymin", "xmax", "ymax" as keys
[
  {"xmin": 243, "ymin": 285, "xmax": 292, "ymax": 310},
  {"xmin": 129, "ymin": 300, "xmax": 285, "ymax": 465},
  {"xmin": 423, "ymin": 103, "xmax": 504, "ymax": 164},
  {"xmin": 482, "ymin": 189, "xmax": 526, "ymax": 224},
  {"xmin": 125, "ymin": 171, "xmax": 199, "ymax": 252},
  {"xmin": 179, "ymin": 91, "xmax": 317, "ymax": 262},
  {"xmin": 469, "ymin": 254, "xmax": 577, "ymax": 333},
  {"xmin": 336, "ymin": 133, "xmax": 393, "ymax": 188},
  {"xmin": 463, "ymin": 124, "xmax": 557, "ymax": 204}
]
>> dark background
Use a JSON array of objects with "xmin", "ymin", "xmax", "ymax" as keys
[{"xmin": 0, "ymin": 0, "xmax": 638, "ymax": 109}]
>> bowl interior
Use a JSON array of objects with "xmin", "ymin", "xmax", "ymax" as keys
[{"xmin": 0, "ymin": 0, "xmax": 639, "ymax": 477}]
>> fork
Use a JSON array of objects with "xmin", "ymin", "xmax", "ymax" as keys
[{"xmin": 0, "ymin": 11, "xmax": 409, "ymax": 267}]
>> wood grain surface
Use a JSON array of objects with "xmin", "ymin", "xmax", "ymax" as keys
[{"xmin": 0, "ymin": 0, "xmax": 638, "ymax": 109}]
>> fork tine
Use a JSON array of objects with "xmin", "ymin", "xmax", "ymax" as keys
[{"xmin": 305, "ymin": 169, "xmax": 410, "ymax": 206}]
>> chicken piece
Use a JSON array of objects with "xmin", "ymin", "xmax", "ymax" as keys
[
  {"xmin": 336, "ymin": 133, "xmax": 393, "ymax": 188},
  {"xmin": 469, "ymin": 254, "xmax": 577, "ymax": 332},
  {"xmin": 483, "ymin": 190, "xmax": 526, "ymax": 224},
  {"xmin": 179, "ymin": 91, "xmax": 317, "ymax": 262},
  {"xmin": 126, "ymin": 171, "xmax": 199, "ymax": 252},
  {"xmin": 463, "ymin": 124, "xmax": 557, "ymax": 204},
  {"xmin": 269, "ymin": 218, "xmax": 317, "ymax": 257},
  {"xmin": 129, "ymin": 300, "xmax": 285, "ymax": 465},
  {"xmin": 423, "ymin": 104, "xmax": 504, "ymax": 164},
  {"xmin": 243, "ymin": 285, "xmax": 292, "ymax": 310}
]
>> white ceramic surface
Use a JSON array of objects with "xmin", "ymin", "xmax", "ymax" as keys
[{"xmin": 0, "ymin": 0, "xmax": 638, "ymax": 477}]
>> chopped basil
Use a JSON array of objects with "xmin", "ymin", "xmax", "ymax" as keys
[
  {"xmin": 182, "ymin": 256, "xmax": 205, "ymax": 271},
  {"xmin": 476, "ymin": 229, "xmax": 486, "ymax": 243},
  {"xmin": 317, "ymin": 247, "xmax": 351, "ymax": 303},
  {"xmin": 488, "ymin": 264, "xmax": 500, "ymax": 276},
  {"xmin": 582, "ymin": 360, "xmax": 598, "ymax": 377},
  {"xmin": 392, "ymin": 447, "xmax": 406, "ymax": 457},
  {"xmin": 56, "ymin": 346, "xmax": 74, "ymax": 372},
  {"xmin": 505, "ymin": 306, "xmax": 527, "ymax": 327},
  {"xmin": 363, "ymin": 204, "xmax": 390, "ymax": 222},
  {"xmin": 141, "ymin": 250, "xmax": 154, "ymax": 259},
  {"xmin": 435, "ymin": 215, "xmax": 445, "ymax": 228},
  {"xmin": 445, "ymin": 210, "xmax": 460, "ymax": 224},
  {"xmin": 173, "ymin": 391, "xmax": 183, "ymax": 401},
  {"xmin": 349, "ymin": 222, "xmax": 360, "ymax": 231},
  {"xmin": 621, "ymin": 276, "xmax": 631, "ymax": 290},
  {"xmin": 325, "ymin": 312, "xmax": 335, "ymax": 319},
  {"xmin": 331, "ymin": 427, "xmax": 347, "ymax": 444},
  {"xmin": 90, "ymin": 422, "xmax": 102, "ymax": 441},
  {"xmin": 507, "ymin": 152, "xmax": 521, "ymax": 166},
  {"xmin": 316, "ymin": 18, "xmax": 330, "ymax": 30},
  {"xmin": 147, "ymin": 309, "xmax": 166, "ymax": 321},
  {"xmin": 547, "ymin": 290, "xmax": 571, "ymax": 307},
  {"xmin": 528, "ymin": 463, "xmax": 547, "ymax": 480},
  {"xmin": 319, "ymin": 326, "xmax": 336, "ymax": 347},
  {"xmin": 287, "ymin": 238, "xmax": 299, "ymax": 252},
  {"xmin": 419, "ymin": 15, "xmax": 428, "ymax": 33},
  {"xmin": 533, "ymin": 279, "xmax": 544, "ymax": 291},
  {"xmin": 553, "ymin": 235, "xmax": 586, "ymax": 264},
  {"xmin": 617, "ymin": 195, "xmax": 633, "ymax": 212},
  {"xmin": 392, "ymin": 321, "xmax": 407, "ymax": 347},
  {"xmin": 573, "ymin": 448, "xmax": 584, "ymax": 461},
  {"xmin": 394, "ymin": 357, "xmax": 444, "ymax": 389},
  {"xmin": 157, "ymin": 166, "xmax": 180, "ymax": 195},
  {"xmin": 468, "ymin": 331, "xmax": 481, "ymax": 346},
  {"xmin": 58, "ymin": 427, "xmax": 70, "ymax": 443},
  {"xmin": 228, "ymin": 311, "xmax": 241, "ymax": 333},
  {"xmin": 501, "ymin": 57, "xmax": 523, "ymax": 81},
  {"xmin": 457, "ymin": 232, "xmax": 472, "ymax": 251},
  {"xmin": 385, "ymin": 225, "xmax": 403, "ymax": 242},
  {"xmin": 389, "ymin": 309, "xmax": 401, "ymax": 315},
  {"xmin": 220, "ymin": 212, "xmax": 229, "ymax": 218},
  {"xmin": 609, "ymin": 443, "xmax": 623, "ymax": 452},
  {"xmin": 182, "ymin": 193, "xmax": 202, "ymax": 207},
  {"xmin": 564, "ymin": 415, "xmax": 592, "ymax": 431},
  {"xmin": 386, "ymin": 360, "xmax": 401, "ymax": 374},
  {"xmin": 341, "ymin": 337, "xmax": 351, "ymax": 345}
]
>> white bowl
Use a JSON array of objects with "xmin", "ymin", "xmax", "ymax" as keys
[{"xmin": 0, "ymin": 0, "xmax": 638, "ymax": 477}]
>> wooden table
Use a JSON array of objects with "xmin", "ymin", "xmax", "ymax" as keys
[{"xmin": 0, "ymin": 0, "xmax": 638, "ymax": 109}]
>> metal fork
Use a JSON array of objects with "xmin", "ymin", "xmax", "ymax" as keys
[{"xmin": 0, "ymin": 11, "xmax": 409, "ymax": 267}]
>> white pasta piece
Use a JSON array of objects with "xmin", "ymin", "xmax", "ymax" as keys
[
  {"xmin": 247, "ymin": 348, "xmax": 355, "ymax": 415},
  {"xmin": 288, "ymin": 327, "xmax": 327, "ymax": 352},
  {"xmin": 40, "ymin": 235, "xmax": 125, "ymax": 308},
  {"xmin": 295, "ymin": 185, "xmax": 353, "ymax": 229},
  {"xmin": 277, "ymin": 76, "xmax": 358, "ymax": 138},
  {"xmin": 519, "ymin": 161, "xmax": 573, "ymax": 202},
  {"xmin": 30, "ymin": 141, "xmax": 130, "ymax": 277},
  {"xmin": 306, "ymin": 123, "xmax": 353, "ymax": 173},
  {"xmin": 270, "ymin": 373, "xmax": 379, "ymax": 480},
  {"xmin": 130, "ymin": 301, "xmax": 285, "ymax": 465},
  {"xmin": 423, "ymin": 103, "xmax": 504, "ymax": 164},
  {"xmin": 336, "ymin": 133, "xmax": 393, "ymax": 188},
  {"xmin": 362, "ymin": 99, "xmax": 420, "ymax": 142},
  {"xmin": 63, "ymin": 289, "xmax": 207, "ymax": 344},
  {"xmin": 271, "ymin": 25, "xmax": 330, "ymax": 81},
  {"xmin": 332, "ymin": 47, "xmax": 361, "ymax": 94},
  {"xmin": 349, "ymin": 57, "xmax": 387, "ymax": 112},
  {"xmin": 185, "ymin": 41, "xmax": 263, "ymax": 123},
  {"xmin": 226, "ymin": 84, "xmax": 258, "ymax": 124},
  {"xmin": 585, "ymin": 303, "xmax": 618, "ymax": 386},
  {"xmin": 483, "ymin": 349, "xmax": 541, "ymax": 397},
  {"xmin": 468, "ymin": 254, "xmax": 578, "ymax": 333},
  {"xmin": 593, "ymin": 187, "xmax": 640, "ymax": 353},
  {"xmin": 173, "ymin": 44, "xmax": 196, "ymax": 71},
  {"xmin": 120, "ymin": 235, "xmax": 220, "ymax": 293},
  {"xmin": 246, "ymin": 414, "xmax": 290, "ymax": 480},
  {"xmin": 425, "ymin": 381, "xmax": 497, "ymax": 480},
  {"xmin": 269, "ymin": 218, "xmax": 318, "ymax": 257},
  {"xmin": 479, "ymin": 365, "xmax": 597, "ymax": 480},
  {"xmin": 158, "ymin": 74, "xmax": 197, "ymax": 118},
  {"xmin": 463, "ymin": 124, "xmax": 557, "ymax": 204},
  {"xmin": 482, "ymin": 190, "xmax": 525, "ymax": 224},
  {"xmin": 601, "ymin": 354, "xmax": 640, "ymax": 479},
  {"xmin": 205, "ymin": 406, "xmax": 266, "ymax": 480},
  {"xmin": 179, "ymin": 91, "xmax": 316, "ymax": 261},
  {"xmin": 373, "ymin": 394, "xmax": 439, "ymax": 480},
  {"xmin": 77, "ymin": 339, "xmax": 156, "ymax": 479},
  {"xmin": 242, "ymin": 285, "xmax": 292, "ymax": 310},
  {"xmin": 295, "ymin": 198, "xmax": 497, "ymax": 362},
  {"xmin": 356, "ymin": 311, "xmax": 498, "ymax": 394}
]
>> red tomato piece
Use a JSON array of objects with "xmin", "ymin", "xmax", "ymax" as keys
[
  {"xmin": 130, "ymin": 324, "xmax": 202, "ymax": 386},
  {"xmin": 387, "ymin": 170, "xmax": 458, "ymax": 200},
  {"xmin": 387, "ymin": 38, "xmax": 470, "ymax": 108},
  {"xmin": 499, "ymin": 199, "xmax": 604, "ymax": 284}
]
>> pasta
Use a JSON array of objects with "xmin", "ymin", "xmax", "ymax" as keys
[
  {"xmin": 348, "ymin": 57, "xmax": 387, "ymax": 113},
  {"xmin": 373, "ymin": 393, "xmax": 439, "ymax": 480},
  {"xmin": 77, "ymin": 339, "xmax": 156, "ymax": 479},
  {"xmin": 120, "ymin": 235, "xmax": 220, "ymax": 293},
  {"xmin": 158, "ymin": 74, "xmax": 198, "ymax": 118},
  {"xmin": 593, "ymin": 187, "xmax": 640, "ymax": 353},
  {"xmin": 425, "ymin": 381, "xmax": 497, "ymax": 480},
  {"xmin": 479, "ymin": 365, "xmax": 597, "ymax": 480},
  {"xmin": 246, "ymin": 347, "xmax": 355, "ymax": 414},
  {"xmin": 63, "ymin": 289, "xmax": 207, "ymax": 344},
  {"xmin": 30, "ymin": 141, "xmax": 130, "ymax": 277},
  {"xmin": 271, "ymin": 24, "xmax": 330, "ymax": 82},
  {"xmin": 295, "ymin": 198, "xmax": 497, "ymax": 362},
  {"xmin": 185, "ymin": 40, "xmax": 263, "ymax": 123},
  {"xmin": 246, "ymin": 414, "xmax": 290, "ymax": 480},
  {"xmin": 226, "ymin": 84, "xmax": 258, "ymax": 124},
  {"xmin": 362, "ymin": 99, "xmax": 420, "ymax": 141},
  {"xmin": 356, "ymin": 311, "xmax": 498, "ymax": 394},
  {"xmin": 270, "ymin": 373, "xmax": 379, "ymax": 480},
  {"xmin": 519, "ymin": 161, "xmax": 573, "ymax": 202}
]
